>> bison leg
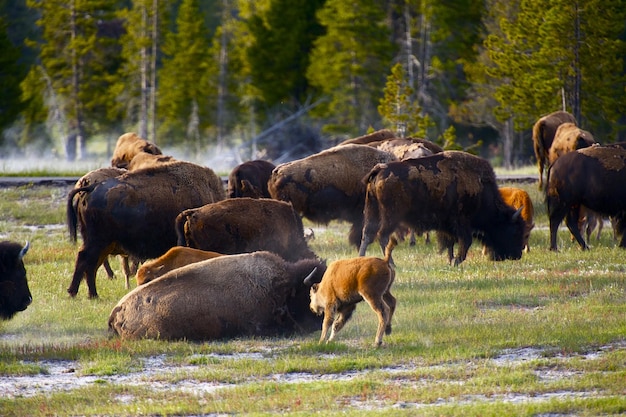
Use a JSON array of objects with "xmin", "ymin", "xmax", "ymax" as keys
[
  {"xmin": 69, "ymin": 246, "xmax": 102, "ymax": 298},
  {"xmin": 103, "ymin": 258, "xmax": 115, "ymax": 279},
  {"xmin": 383, "ymin": 290, "xmax": 396, "ymax": 335},
  {"xmin": 320, "ymin": 307, "xmax": 335, "ymax": 343},
  {"xmin": 566, "ymin": 206, "xmax": 588, "ymax": 250},
  {"xmin": 364, "ymin": 296, "xmax": 390, "ymax": 347},
  {"xmin": 548, "ymin": 203, "xmax": 569, "ymax": 251},
  {"xmin": 454, "ymin": 227, "xmax": 473, "ymax": 266},
  {"xmin": 328, "ymin": 304, "xmax": 357, "ymax": 342}
]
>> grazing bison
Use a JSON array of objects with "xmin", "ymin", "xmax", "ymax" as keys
[
  {"xmin": 359, "ymin": 151, "xmax": 525, "ymax": 265},
  {"xmin": 227, "ymin": 159, "xmax": 276, "ymax": 198},
  {"xmin": 111, "ymin": 132, "xmax": 162, "ymax": 169},
  {"xmin": 0, "ymin": 241, "xmax": 31, "ymax": 320},
  {"xmin": 306, "ymin": 238, "xmax": 397, "ymax": 347},
  {"xmin": 136, "ymin": 246, "xmax": 223, "ymax": 285},
  {"xmin": 70, "ymin": 167, "xmax": 139, "ymax": 288},
  {"xmin": 67, "ymin": 161, "xmax": 225, "ymax": 298},
  {"xmin": 498, "ymin": 187, "xmax": 535, "ymax": 253},
  {"xmin": 532, "ymin": 111, "xmax": 577, "ymax": 189},
  {"xmin": 108, "ymin": 252, "xmax": 326, "ymax": 341},
  {"xmin": 547, "ymin": 146, "xmax": 626, "ymax": 251},
  {"xmin": 268, "ymin": 144, "xmax": 397, "ymax": 248},
  {"xmin": 176, "ymin": 198, "xmax": 317, "ymax": 262},
  {"xmin": 547, "ymin": 123, "xmax": 596, "ymax": 165}
]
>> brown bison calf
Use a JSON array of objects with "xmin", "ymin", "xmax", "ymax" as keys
[
  {"xmin": 136, "ymin": 246, "xmax": 223, "ymax": 285},
  {"xmin": 305, "ymin": 238, "xmax": 397, "ymax": 347}
]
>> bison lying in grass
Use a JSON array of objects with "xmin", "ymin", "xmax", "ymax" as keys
[
  {"xmin": 135, "ymin": 246, "xmax": 223, "ymax": 285},
  {"xmin": 108, "ymin": 252, "xmax": 326, "ymax": 341}
]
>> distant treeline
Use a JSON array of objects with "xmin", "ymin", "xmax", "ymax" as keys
[{"xmin": 1, "ymin": 0, "xmax": 625, "ymax": 166}]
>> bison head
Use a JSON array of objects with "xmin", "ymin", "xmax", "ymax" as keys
[{"xmin": 0, "ymin": 241, "xmax": 32, "ymax": 320}]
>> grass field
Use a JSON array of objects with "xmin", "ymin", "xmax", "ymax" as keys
[{"xmin": 0, "ymin": 179, "xmax": 625, "ymax": 416}]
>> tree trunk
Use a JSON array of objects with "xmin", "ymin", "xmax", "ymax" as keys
[
  {"xmin": 149, "ymin": 0, "xmax": 158, "ymax": 144},
  {"xmin": 139, "ymin": 3, "xmax": 148, "ymax": 139}
]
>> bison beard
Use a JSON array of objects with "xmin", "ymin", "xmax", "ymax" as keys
[
  {"xmin": 359, "ymin": 151, "xmax": 525, "ymax": 266},
  {"xmin": 108, "ymin": 252, "xmax": 326, "ymax": 341}
]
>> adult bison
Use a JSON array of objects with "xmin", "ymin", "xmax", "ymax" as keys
[
  {"xmin": 108, "ymin": 251, "xmax": 326, "ymax": 341},
  {"xmin": 268, "ymin": 144, "xmax": 397, "ymax": 248},
  {"xmin": 227, "ymin": 159, "xmax": 276, "ymax": 198},
  {"xmin": 70, "ymin": 167, "xmax": 139, "ymax": 286},
  {"xmin": 359, "ymin": 151, "xmax": 525, "ymax": 265},
  {"xmin": 0, "ymin": 241, "xmax": 31, "ymax": 320},
  {"xmin": 547, "ymin": 145, "xmax": 626, "ymax": 251},
  {"xmin": 175, "ymin": 198, "xmax": 317, "ymax": 262},
  {"xmin": 532, "ymin": 111, "xmax": 577, "ymax": 189},
  {"xmin": 111, "ymin": 132, "xmax": 162, "ymax": 169},
  {"xmin": 67, "ymin": 161, "xmax": 225, "ymax": 298},
  {"xmin": 547, "ymin": 123, "xmax": 596, "ymax": 165}
]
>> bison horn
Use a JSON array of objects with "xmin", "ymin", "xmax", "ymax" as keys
[
  {"xmin": 512, "ymin": 206, "xmax": 523, "ymax": 221},
  {"xmin": 19, "ymin": 241, "xmax": 30, "ymax": 259},
  {"xmin": 302, "ymin": 267, "xmax": 318, "ymax": 286}
]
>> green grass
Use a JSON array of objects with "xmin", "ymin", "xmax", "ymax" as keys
[{"xmin": 0, "ymin": 180, "xmax": 625, "ymax": 416}]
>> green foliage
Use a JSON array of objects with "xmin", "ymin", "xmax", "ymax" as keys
[
  {"xmin": 306, "ymin": 0, "xmax": 394, "ymax": 135},
  {"xmin": 158, "ymin": 0, "xmax": 212, "ymax": 148},
  {"xmin": 378, "ymin": 63, "xmax": 432, "ymax": 138},
  {"xmin": 245, "ymin": 0, "xmax": 325, "ymax": 108},
  {"xmin": 0, "ymin": 17, "xmax": 27, "ymax": 135}
]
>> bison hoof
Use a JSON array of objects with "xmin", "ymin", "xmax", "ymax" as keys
[
  {"xmin": 385, "ymin": 325, "xmax": 392, "ymax": 335},
  {"xmin": 67, "ymin": 288, "xmax": 78, "ymax": 298}
]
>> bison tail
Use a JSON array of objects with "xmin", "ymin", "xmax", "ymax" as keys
[
  {"xmin": 174, "ymin": 211, "xmax": 190, "ymax": 246},
  {"xmin": 362, "ymin": 163, "xmax": 387, "ymax": 185},
  {"xmin": 384, "ymin": 236, "xmax": 397, "ymax": 264},
  {"xmin": 66, "ymin": 185, "xmax": 95, "ymax": 243}
]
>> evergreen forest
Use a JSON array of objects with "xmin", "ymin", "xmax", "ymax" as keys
[{"xmin": 1, "ymin": 0, "xmax": 625, "ymax": 168}]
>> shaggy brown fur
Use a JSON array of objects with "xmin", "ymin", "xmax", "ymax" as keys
[
  {"xmin": 547, "ymin": 123, "xmax": 596, "ymax": 165},
  {"xmin": 227, "ymin": 160, "xmax": 276, "ymax": 198},
  {"xmin": 111, "ymin": 132, "xmax": 162, "ymax": 169},
  {"xmin": 268, "ymin": 144, "xmax": 397, "ymax": 248},
  {"xmin": 127, "ymin": 153, "xmax": 177, "ymax": 171},
  {"xmin": 338, "ymin": 129, "xmax": 397, "ymax": 145},
  {"xmin": 0, "ymin": 241, "xmax": 31, "ymax": 320},
  {"xmin": 108, "ymin": 252, "xmax": 326, "ymax": 341},
  {"xmin": 547, "ymin": 146, "xmax": 626, "ymax": 250},
  {"xmin": 307, "ymin": 238, "xmax": 397, "ymax": 347},
  {"xmin": 176, "ymin": 198, "xmax": 317, "ymax": 262},
  {"xmin": 499, "ymin": 187, "xmax": 535, "ymax": 253},
  {"xmin": 532, "ymin": 111, "xmax": 577, "ymax": 189},
  {"xmin": 67, "ymin": 161, "xmax": 225, "ymax": 298},
  {"xmin": 136, "ymin": 246, "xmax": 223, "ymax": 285}
]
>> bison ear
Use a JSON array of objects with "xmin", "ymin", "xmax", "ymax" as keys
[
  {"xmin": 311, "ymin": 283, "xmax": 319, "ymax": 293},
  {"xmin": 19, "ymin": 241, "xmax": 30, "ymax": 260},
  {"xmin": 512, "ymin": 207, "xmax": 523, "ymax": 221}
]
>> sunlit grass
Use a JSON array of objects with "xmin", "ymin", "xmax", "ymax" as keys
[{"xmin": 0, "ymin": 181, "xmax": 625, "ymax": 416}]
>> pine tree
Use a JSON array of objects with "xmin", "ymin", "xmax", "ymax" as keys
[
  {"xmin": 306, "ymin": 0, "xmax": 394, "ymax": 135},
  {"xmin": 0, "ymin": 17, "xmax": 27, "ymax": 136},
  {"xmin": 25, "ymin": 0, "xmax": 124, "ymax": 159},
  {"xmin": 244, "ymin": 0, "xmax": 324, "ymax": 109},
  {"xmin": 158, "ymin": 0, "xmax": 211, "ymax": 153},
  {"xmin": 378, "ymin": 63, "xmax": 432, "ymax": 138}
]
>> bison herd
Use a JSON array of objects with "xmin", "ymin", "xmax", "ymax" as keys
[{"xmin": 3, "ymin": 116, "xmax": 625, "ymax": 346}]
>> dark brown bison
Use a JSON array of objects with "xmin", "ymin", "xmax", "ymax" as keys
[
  {"xmin": 108, "ymin": 251, "xmax": 326, "ymax": 341},
  {"xmin": 532, "ymin": 111, "xmax": 577, "ymax": 189},
  {"xmin": 70, "ymin": 167, "xmax": 139, "ymax": 287},
  {"xmin": 227, "ymin": 159, "xmax": 276, "ymax": 198},
  {"xmin": 175, "ymin": 198, "xmax": 318, "ymax": 262},
  {"xmin": 547, "ymin": 123, "xmax": 596, "ymax": 165},
  {"xmin": 547, "ymin": 145, "xmax": 626, "ymax": 251},
  {"xmin": 0, "ymin": 241, "xmax": 31, "ymax": 320},
  {"xmin": 359, "ymin": 151, "xmax": 525, "ymax": 265},
  {"xmin": 111, "ymin": 132, "xmax": 162, "ymax": 169},
  {"xmin": 268, "ymin": 144, "xmax": 397, "ymax": 248},
  {"xmin": 67, "ymin": 161, "xmax": 225, "ymax": 298}
]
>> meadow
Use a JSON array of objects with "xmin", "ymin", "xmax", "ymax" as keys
[{"xmin": 0, "ymin": 177, "xmax": 625, "ymax": 416}]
